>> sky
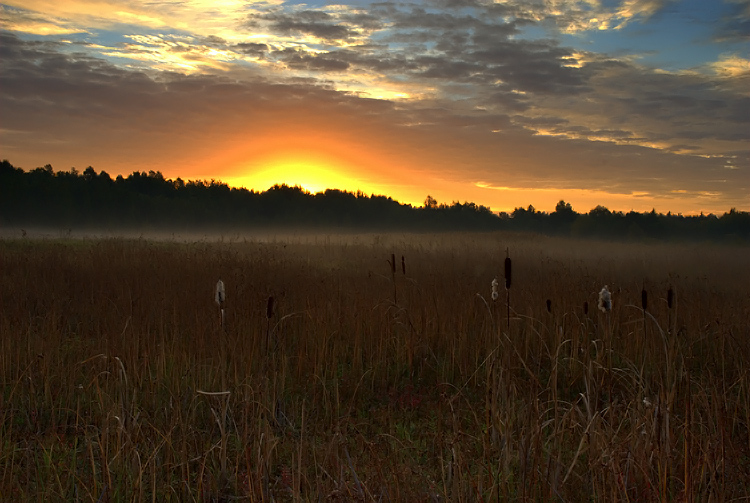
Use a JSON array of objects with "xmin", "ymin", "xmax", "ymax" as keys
[{"xmin": 1, "ymin": 0, "xmax": 748, "ymax": 215}]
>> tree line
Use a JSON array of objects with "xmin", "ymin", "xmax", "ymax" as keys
[{"xmin": 1, "ymin": 160, "xmax": 747, "ymax": 241}]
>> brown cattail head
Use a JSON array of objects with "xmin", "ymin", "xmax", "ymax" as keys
[
  {"xmin": 641, "ymin": 289, "xmax": 648, "ymax": 311},
  {"xmin": 583, "ymin": 301, "xmax": 589, "ymax": 315},
  {"xmin": 667, "ymin": 287, "xmax": 674, "ymax": 309},
  {"xmin": 504, "ymin": 255, "xmax": 512, "ymax": 290},
  {"xmin": 401, "ymin": 255, "xmax": 406, "ymax": 275},
  {"xmin": 266, "ymin": 296, "xmax": 274, "ymax": 319},
  {"xmin": 546, "ymin": 299, "xmax": 552, "ymax": 313},
  {"xmin": 390, "ymin": 253, "xmax": 396, "ymax": 274}
]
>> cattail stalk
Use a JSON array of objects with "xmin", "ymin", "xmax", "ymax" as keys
[
  {"xmin": 667, "ymin": 286, "xmax": 674, "ymax": 335},
  {"xmin": 504, "ymin": 249, "xmax": 512, "ymax": 331},
  {"xmin": 598, "ymin": 285, "xmax": 613, "ymax": 392},
  {"xmin": 266, "ymin": 296, "xmax": 274, "ymax": 353},
  {"xmin": 642, "ymin": 285, "xmax": 648, "ymax": 365},
  {"xmin": 667, "ymin": 287, "xmax": 674, "ymax": 309},
  {"xmin": 389, "ymin": 253, "xmax": 397, "ymax": 304}
]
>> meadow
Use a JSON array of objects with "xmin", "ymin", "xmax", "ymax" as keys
[{"xmin": 1, "ymin": 232, "xmax": 749, "ymax": 502}]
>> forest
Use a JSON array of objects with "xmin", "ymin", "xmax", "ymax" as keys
[{"xmin": 1, "ymin": 159, "xmax": 748, "ymax": 241}]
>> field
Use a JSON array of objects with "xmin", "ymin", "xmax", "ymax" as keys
[{"xmin": 1, "ymin": 232, "xmax": 749, "ymax": 502}]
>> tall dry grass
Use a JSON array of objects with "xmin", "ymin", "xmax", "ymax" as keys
[{"xmin": 0, "ymin": 233, "xmax": 748, "ymax": 501}]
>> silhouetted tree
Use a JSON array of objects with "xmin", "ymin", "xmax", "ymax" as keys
[{"xmin": 1, "ymin": 159, "xmax": 747, "ymax": 240}]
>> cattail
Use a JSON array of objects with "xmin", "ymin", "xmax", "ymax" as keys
[
  {"xmin": 388, "ymin": 253, "xmax": 397, "ymax": 304},
  {"xmin": 504, "ymin": 248, "xmax": 512, "ymax": 331},
  {"xmin": 504, "ymin": 251, "xmax": 512, "ymax": 290},
  {"xmin": 401, "ymin": 255, "xmax": 406, "ymax": 275},
  {"xmin": 583, "ymin": 301, "xmax": 589, "ymax": 315},
  {"xmin": 641, "ymin": 288, "xmax": 648, "ymax": 311},
  {"xmin": 491, "ymin": 277, "xmax": 499, "ymax": 301},
  {"xmin": 266, "ymin": 296, "xmax": 274, "ymax": 319},
  {"xmin": 215, "ymin": 279, "xmax": 226, "ymax": 329},
  {"xmin": 598, "ymin": 285, "xmax": 612, "ymax": 313},
  {"xmin": 546, "ymin": 299, "xmax": 552, "ymax": 313},
  {"xmin": 215, "ymin": 279, "xmax": 225, "ymax": 306}
]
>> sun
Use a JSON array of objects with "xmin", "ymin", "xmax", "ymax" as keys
[
  {"xmin": 209, "ymin": 134, "xmax": 425, "ymax": 206},
  {"xmin": 225, "ymin": 151, "xmax": 374, "ymax": 196}
]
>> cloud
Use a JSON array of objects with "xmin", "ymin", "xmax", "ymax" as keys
[
  {"xmin": 232, "ymin": 41, "xmax": 269, "ymax": 56},
  {"xmin": 0, "ymin": 1, "xmax": 748, "ymax": 213},
  {"xmin": 278, "ymin": 47, "xmax": 350, "ymax": 72},
  {"xmin": 716, "ymin": 0, "xmax": 750, "ymax": 42},
  {"xmin": 613, "ymin": 0, "xmax": 672, "ymax": 28},
  {"xmin": 0, "ymin": 5, "xmax": 87, "ymax": 35},
  {"xmin": 252, "ymin": 9, "xmax": 360, "ymax": 43}
]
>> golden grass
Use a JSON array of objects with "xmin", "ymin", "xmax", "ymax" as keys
[{"xmin": 1, "ymin": 233, "xmax": 749, "ymax": 501}]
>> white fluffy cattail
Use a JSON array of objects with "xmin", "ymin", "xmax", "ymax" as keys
[
  {"xmin": 215, "ymin": 279, "xmax": 226, "ymax": 330},
  {"xmin": 491, "ymin": 277, "xmax": 499, "ymax": 301},
  {"xmin": 215, "ymin": 279, "xmax": 226, "ymax": 306},
  {"xmin": 598, "ymin": 285, "xmax": 612, "ymax": 313}
]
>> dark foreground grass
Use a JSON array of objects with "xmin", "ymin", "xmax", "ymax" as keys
[{"xmin": 1, "ymin": 233, "xmax": 749, "ymax": 502}]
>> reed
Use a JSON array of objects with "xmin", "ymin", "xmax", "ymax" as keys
[
  {"xmin": 266, "ymin": 295, "xmax": 274, "ymax": 353},
  {"xmin": 1, "ymin": 234, "xmax": 747, "ymax": 501},
  {"xmin": 667, "ymin": 285, "xmax": 675, "ymax": 335},
  {"xmin": 504, "ymin": 248, "xmax": 512, "ymax": 331},
  {"xmin": 388, "ymin": 252, "xmax": 397, "ymax": 304},
  {"xmin": 639, "ymin": 285, "xmax": 649, "ymax": 366}
]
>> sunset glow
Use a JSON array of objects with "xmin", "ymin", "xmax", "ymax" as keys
[
  {"xmin": 226, "ymin": 152, "xmax": 380, "ymax": 197},
  {"xmin": 1, "ymin": 0, "xmax": 748, "ymax": 215}
]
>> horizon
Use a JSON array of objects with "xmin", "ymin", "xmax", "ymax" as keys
[
  {"xmin": 5, "ymin": 159, "xmax": 745, "ymax": 217},
  {"xmin": 1, "ymin": 1, "xmax": 748, "ymax": 215}
]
